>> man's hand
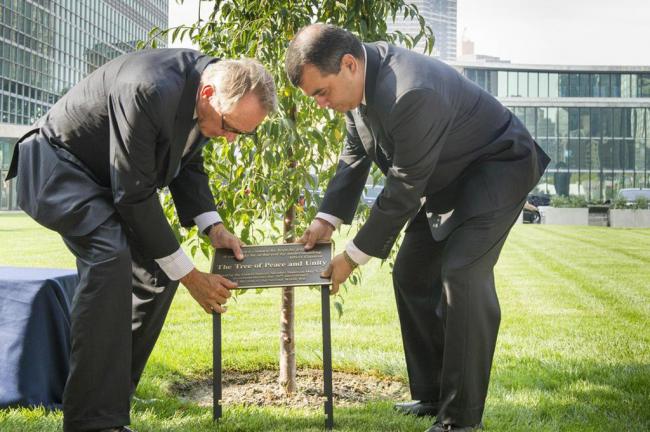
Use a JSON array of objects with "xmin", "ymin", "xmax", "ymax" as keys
[
  {"xmin": 298, "ymin": 218, "xmax": 334, "ymax": 251},
  {"xmin": 180, "ymin": 268, "xmax": 236, "ymax": 314},
  {"xmin": 321, "ymin": 252, "xmax": 355, "ymax": 295},
  {"xmin": 208, "ymin": 223, "xmax": 245, "ymax": 260}
]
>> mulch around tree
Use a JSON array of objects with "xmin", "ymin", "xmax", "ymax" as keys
[{"xmin": 173, "ymin": 368, "xmax": 410, "ymax": 408}]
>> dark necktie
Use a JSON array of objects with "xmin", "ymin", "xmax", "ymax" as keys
[
  {"xmin": 354, "ymin": 105, "xmax": 390, "ymax": 174},
  {"xmin": 183, "ymin": 119, "xmax": 201, "ymax": 157},
  {"xmin": 174, "ymin": 119, "xmax": 201, "ymax": 178}
]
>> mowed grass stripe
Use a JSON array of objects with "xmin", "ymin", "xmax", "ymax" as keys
[
  {"xmin": 499, "ymin": 228, "xmax": 610, "ymax": 318},
  {"xmin": 499, "ymin": 228, "xmax": 649, "ymax": 359},
  {"xmin": 530, "ymin": 227, "xmax": 650, "ymax": 310},
  {"xmin": 2, "ymin": 215, "xmax": 649, "ymax": 431},
  {"xmin": 515, "ymin": 226, "xmax": 650, "ymax": 313},
  {"xmin": 541, "ymin": 226, "xmax": 650, "ymax": 266}
]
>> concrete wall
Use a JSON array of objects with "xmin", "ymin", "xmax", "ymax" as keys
[
  {"xmin": 609, "ymin": 209, "xmax": 650, "ymax": 228},
  {"xmin": 540, "ymin": 207, "xmax": 589, "ymax": 225}
]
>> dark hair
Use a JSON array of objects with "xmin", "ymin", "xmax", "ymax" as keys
[{"xmin": 285, "ymin": 24, "xmax": 363, "ymax": 86}]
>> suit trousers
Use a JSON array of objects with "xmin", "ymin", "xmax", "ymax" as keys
[
  {"xmin": 13, "ymin": 135, "xmax": 179, "ymax": 431},
  {"xmin": 392, "ymin": 199, "xmax": 524, "ymax": 427},
  {"xmin": 60, "ymin": 215, "xmax": 178, "ymax": 432}
]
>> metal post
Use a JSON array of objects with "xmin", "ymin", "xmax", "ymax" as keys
[
  {"xmin": 321, "ymin": 285, "xmax": 334, "ymax": 430},
  {"xmin": 213, "ymin": 311, "xmax": 222, "ymax": 421}
]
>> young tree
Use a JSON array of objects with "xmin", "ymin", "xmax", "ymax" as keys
[{"xmin": 151, "ymin": 0, "xmax": 433, "ymax": 394}]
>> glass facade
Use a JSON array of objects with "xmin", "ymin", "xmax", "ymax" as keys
[
  {"xmin": 0, "ymin": 0, "xmax": 168, "ymax": 210},
  {"xmin": 460, "ymin": 64, "xmax": 650, "ymax": 202},
  {"xmin": 465, "ymin": 68, "xmax": 650, "ymax": 98},
  {"xmin": 388, "ymin": 0, "xmax": 457, "ymax": 61},
  {"xmin": 0, "ymin": 136, "xmax": 16, "ymax": 209},
  {"xmin": 507, "ymin": 105, "xmax": 648, "ymax": 201}
]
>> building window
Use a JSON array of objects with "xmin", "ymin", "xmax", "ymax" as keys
[
  {"xmin": 488, "ymin": 70, "xmax": 498, "ymax": 95},
  {"xmin": 518, "ymin": 71, "xmax": 528, "ymax": 97},
  {"xmin": 497, "ymin": 70, "xmax": 507, "ymax": 97},
  {"xmin": 621, "ymin": 74, "xmax": 631, "ymax": 98},
  {"xmin": 529, "ymin": 72, "xmax": 538, "ymax": 98},
  {"xmin": 559, "ymin": 73, "xmax": 570, "ymax": 97},
  {"xmin": 598, "ymin": 74, "xmax": 611, "ymax": 97},
  {"xmin": 549, "ymin": 73, "xmax": 559, "ymax": 98},
  {"xmin": 611, "ymin": 74, "xmax": 621, "ymax": 97},
  {"xmin": 508, "ymin": 71, "xmax": 518, "ymax": 97},
  {"xmin": 538, "ymin": 72, "xmax": 548, "ymax": 97},
  {"xmin": 578, "ymin": 73, "xmax": 591, "ymax": 97},
  {"xmin": 639, "ymin": 74, "xmax": 650, "ymax": 97},
  {"xmin": 568, "ymin": 74, "xmax": 580, "ymax": 97}
]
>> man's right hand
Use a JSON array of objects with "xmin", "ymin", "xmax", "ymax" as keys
[
  {"xmin": 298, "ymin": 218, "xmax": 334, "ymax": 251},
  {"xmin": 180, "ymin": 268, "xmax": 237, "ymax": 314}
]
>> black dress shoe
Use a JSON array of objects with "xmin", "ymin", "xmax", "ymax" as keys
[
  {"xmin": 394, "ymin": 400, "xmax": 438, "ymax": 417},
  {"xmin": 425, "ymin": 421, "xmax": 483, "ymax": 431}
]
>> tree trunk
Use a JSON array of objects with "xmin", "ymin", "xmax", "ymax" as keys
[
  {"xmin": 279, "ymin": 203, "xmax": 296, "ymax": 393},
  {"xmin": 279, "ymin": 116, "xmax": 297, "ymax": 393}
]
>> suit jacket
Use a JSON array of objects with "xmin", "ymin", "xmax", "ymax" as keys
[
  {"xmin": 320, "ymin": 43, "xmax": 550, "ymax": 259},
  {"xmin": 12, "ymin": 49, "xmax": 218, "ymax": 259}
]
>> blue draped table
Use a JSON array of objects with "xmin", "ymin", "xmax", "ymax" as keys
[{"xmin": 0, "ymin": 266, "xmax": 78, "ymax": 409}]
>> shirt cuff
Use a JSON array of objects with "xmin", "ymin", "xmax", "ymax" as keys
[
  {"xmin": 194, "ymin": 211, "xmax": 223, "ymax": 234},
  {"xmin": 316, "ymin": 212, "xmax": 342, "ymax": 230},
  {"xmin": 345, "ymin": 240, "xmax": 372, "ymax": 266},
  {"xmin": 155, "ymin": 247, "xmax": 194, "ymax": 281}
]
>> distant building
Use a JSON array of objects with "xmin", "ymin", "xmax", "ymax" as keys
[
  {"xmin": 388, "ymin": 0, "xmax": 457, "ymax": 61},
  {"xmin": 454, "ymin": 61, "xmax": 650, "ymax": 201},
  {"xmin": 1, "ymin": 0, "xmax": 168, "ymax": 210},
  {"xmin": 458, "ymin": 32, "xmax": 509, "ymax": 64}
]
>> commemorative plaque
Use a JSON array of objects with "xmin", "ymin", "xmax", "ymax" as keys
[
  {"xmin": 211, "ymin": 243, "xmax": 332, "ymax": 289},
  {"xmin": 210, "ymin": 242, "xmax": 334, "ymax": 430}
]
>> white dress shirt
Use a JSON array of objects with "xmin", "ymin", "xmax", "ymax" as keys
[{"xmin": 155, "ymin": 211, "xmax": 222, "ymax": 280}]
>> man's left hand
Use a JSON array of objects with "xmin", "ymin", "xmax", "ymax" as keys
[
  {"xmin": 208, "ymin": 223, "xmax": 245, "ymax": 260},
  {"xmin": 321, "ymin": 253, "xmax": 355, "ymax": 295}
]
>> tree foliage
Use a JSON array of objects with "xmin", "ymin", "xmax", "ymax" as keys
[{"xmin": 144, "ymin": 1, "xmax": 434, "ymax": 297}]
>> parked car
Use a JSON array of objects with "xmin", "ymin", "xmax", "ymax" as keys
[
  {"xmin": 617, "ymin": 188, "xmax": 650, "ymax": 205},
  {"xmin": 527, "ymin": 193, "xmax": 551, "ymax": 207}
]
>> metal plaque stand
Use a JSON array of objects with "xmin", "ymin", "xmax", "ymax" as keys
[{"xmin": 213, "ymin": 284, "xmax": 334, "ymax": 430}]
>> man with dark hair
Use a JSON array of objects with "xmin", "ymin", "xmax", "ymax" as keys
[
  {"xmin": 6, "ymin": 49, "xmax": 276, "ymax": 432},
  {"xmin": 286, "ymin": 24, "xmax": 549, "ymax": 432}
]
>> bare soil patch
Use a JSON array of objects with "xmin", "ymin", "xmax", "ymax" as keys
[{"xmin": 174, "ymin": 368, "xmax": 409, "ymax": 408}]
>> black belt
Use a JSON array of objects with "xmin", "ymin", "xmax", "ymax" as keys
[{"xmin": 4, "ymin": 127, "xmax": 40, "ymax": 181}]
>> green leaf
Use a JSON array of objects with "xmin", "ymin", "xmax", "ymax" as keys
[{"xmin": 334, "ymin": 301, "xmax": 343, "ymax": 319}]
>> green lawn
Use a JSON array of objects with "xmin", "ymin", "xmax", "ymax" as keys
[{"xmin": 0, "ymin": 213, "xmax": 648, "ymax": 431}]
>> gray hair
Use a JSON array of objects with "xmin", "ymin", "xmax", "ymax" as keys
[
  {"xmin": 285, "ymin": 24, "xmax": 364, "ymax": 86},
  {"xmin": 201, "ymin": 58, "xmax": 277, "ymax": 113}
]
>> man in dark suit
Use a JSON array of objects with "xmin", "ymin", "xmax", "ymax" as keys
[
  {"xmin": 285, "ymin": 24, "xmax": 549, "ymax": 431},
  {"xmin": 5, "ymin": 48, "xmax": 276, "ymax": 432}
]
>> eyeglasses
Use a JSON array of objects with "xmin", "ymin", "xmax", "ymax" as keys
[{"xmin": 221, "ymin": 114, "xmax": 257, "ymax": 136}]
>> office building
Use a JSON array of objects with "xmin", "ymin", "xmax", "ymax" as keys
[
  {"xmin": 388, "ymin": 0, "xmax": 457, "ymax": 61},
  {"xmin": 0, "ymin": 0, "xmax": 168, "ymax": 210},
  {"xmin": 455, "ymin": 61, "xmax": 650, "ymax": 201}
]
